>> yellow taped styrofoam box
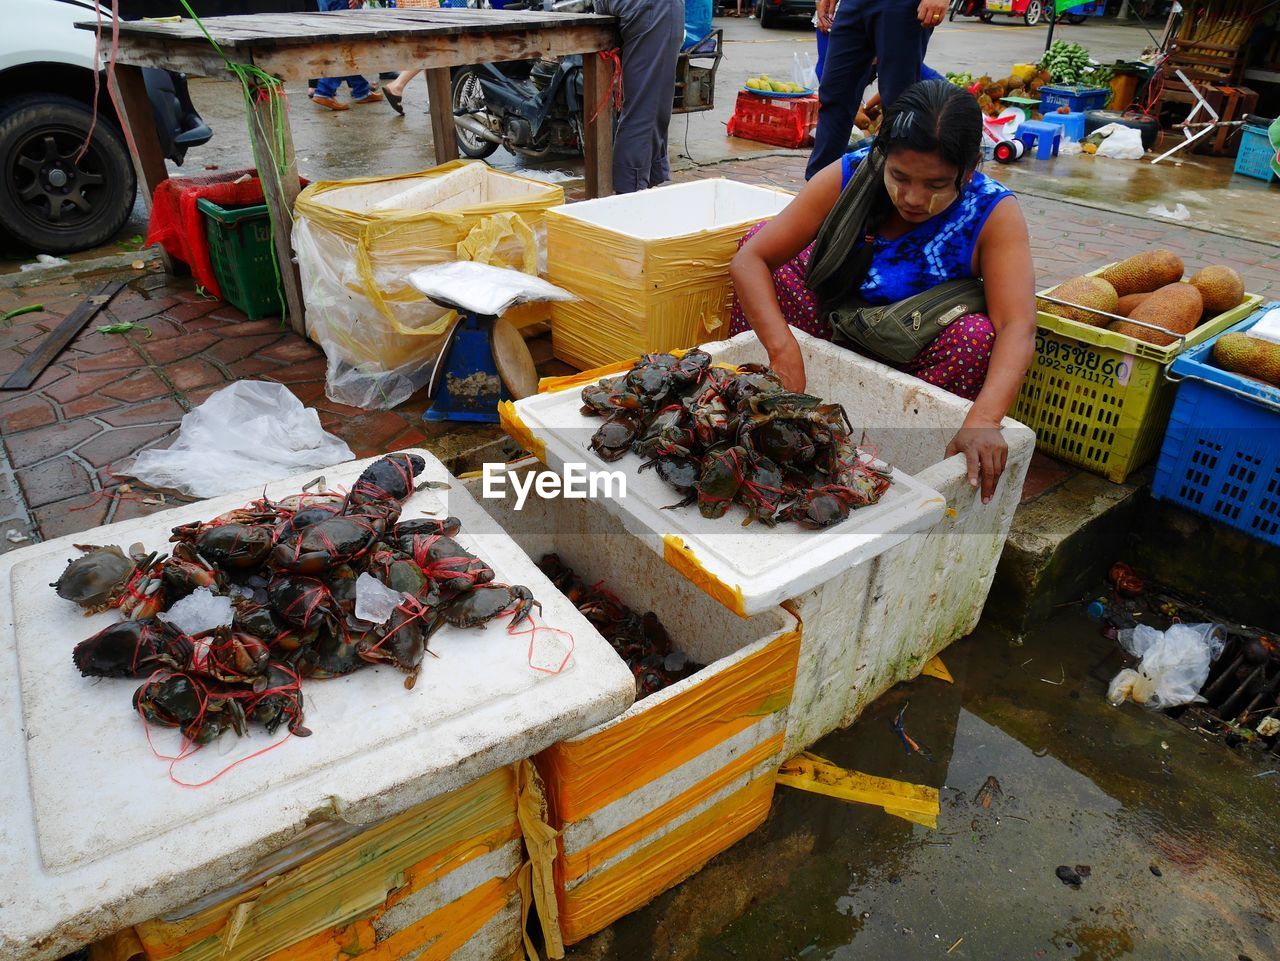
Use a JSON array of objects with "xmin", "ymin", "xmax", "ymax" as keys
[{"xmin": 545, "ymin": 179, "xmax": 793, "ymax": 370}]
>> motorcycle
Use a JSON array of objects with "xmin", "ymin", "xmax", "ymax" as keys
[{"xmin": 450, "ymin": 0, "xmax": 592, "ymax": 160}]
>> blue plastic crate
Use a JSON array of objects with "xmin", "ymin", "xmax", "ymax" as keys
[
  {"xmin": 1152, "ymin": 304, "xmax": 1280, "ymax": 546},
  {"xmin": 1234, "ymin": 125, "xmax": 1278, "ymax": 184},
  {"xmin": 1038, "ymin": 110, "xmax": 1086, "ymax": 142},
  {"xmin": 1039, "ymin": 84, "xmax": 1111, "ymax": 113}
]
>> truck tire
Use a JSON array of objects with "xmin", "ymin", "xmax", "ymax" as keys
[{"xmin": 0, "ymin": 95, "xmax": 135, "ymax": 254}]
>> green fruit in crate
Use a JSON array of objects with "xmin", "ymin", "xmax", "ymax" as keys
[
  {"xmin": 1213, "ymin": 333, "xmax": 1280, "ymax": 387},
  {"xmin": 1037, "ymin": 275, "xmax": 1118, "ymax": 327},
  {"xmin": 1188, "ymin": 265, "xmax": 1246, "ymax": 318}
]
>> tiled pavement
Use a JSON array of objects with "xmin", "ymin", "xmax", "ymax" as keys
[{"xmin": 2, "ymin": 155, "xmax": 1277, "ymax": 551}]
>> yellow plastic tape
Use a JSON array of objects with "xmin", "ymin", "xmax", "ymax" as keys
[
  {"xmin": 537, "ymin": 358, "xmax": 637, "ymax": 394},
  {"xmin": 560, "ymin": 730, "xmax": 784, "ymax": 883},
  {"xmin": 556, "ymin": 774, "xmax": 775, "ymax": 945},
  {"xmin": 777, "ymin": 752, "xmax": 940, "ymax": 828},
  {"xmin": 920, "ymin": 655, "xmax": 953, "ymax": 683},
  {"xmin": 134, "ymin": 766, "xmax": 521, "ymax": 961},
  {"xmin": 537, "ymin": 625, "xmax": 799, "ymax": 824},
  {"xmin": 497, "ymin": 401, "xmax": 546, "ymax": 462},
  {"xmin": 662, "ymin": 535, "xmax": 747, "ymax": 617}
]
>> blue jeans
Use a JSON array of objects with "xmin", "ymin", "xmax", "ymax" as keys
[
  {"xmin": 315, "ymin": 0, "xmax": 371, "ymax": 99},
  {"xmin": 806, "ymin": 0, "xmax": 930, "ymax": 180}
]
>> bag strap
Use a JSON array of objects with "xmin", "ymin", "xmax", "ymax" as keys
[{"xmin": 806, "ymin": 148, "xmax": 885, "ymax": 308}]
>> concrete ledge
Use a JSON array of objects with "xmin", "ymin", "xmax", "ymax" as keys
[{"xmin": 986, "ymin": 470, "xmax": 1144, "ymax": 635}]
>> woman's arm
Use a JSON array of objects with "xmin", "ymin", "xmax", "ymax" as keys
[
  {"xmin": 945, "ymin": 197, "xmax": 1036, "ymax": 503},
  {"xmin": 729, "ymin": 160, "xmax": 844, "ymax": 392}
]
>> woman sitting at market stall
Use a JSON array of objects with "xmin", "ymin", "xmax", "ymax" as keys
[{"xmin": 728, "ymin": 78, "xmax": 1034, "ymax": 503}]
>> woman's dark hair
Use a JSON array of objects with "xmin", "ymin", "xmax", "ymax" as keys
[
  {"xmin": 874, "ymin": 79, "xmax": 984, "ymax": 191},
  {"xmin": 808, "ymin": 79, "xmax": 983, "ymax": 309}
]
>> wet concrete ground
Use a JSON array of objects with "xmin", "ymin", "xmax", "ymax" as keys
[{"xmin": 570, "ymin": 610, "xmax": 1280, "ymax": 961}]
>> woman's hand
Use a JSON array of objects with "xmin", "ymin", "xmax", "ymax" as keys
[
  {"xmin": 945, "ymin": 412, "xmax": 1007, "ymax": 504},
  {"xmin": 768, "ymin": 336, "xmax": 807, "ymax": 393}
]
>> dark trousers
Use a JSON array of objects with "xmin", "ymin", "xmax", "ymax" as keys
[
  {"xmin": 805, "ymin": 0, "xmax": 931, "ymax": 180},
  {"xmin": 597, "ymin": 0, "xmax": 684, "ymax": 193}
]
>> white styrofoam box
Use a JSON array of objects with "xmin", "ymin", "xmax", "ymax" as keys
[
  {"xmin": 311, "ymin": 161, "xmax": 546, "ymax": 216},
  {"xmin": 690, "ymin": 332, "xmax": 1035, "ymax": 754},
  {"xmin": 549, "ymin": 178, "xmax": 792, "ymax": 240},
  {"xmin": 0, "ymin": 451, "xmax": 634, "ymax": 961},
  {"xmin": 466, "ymin": 474, "xmax": 799, "ymax": 944},
  {"xmin": 511, "ymin": 378, "xmax": 947, "ymax": 618}
]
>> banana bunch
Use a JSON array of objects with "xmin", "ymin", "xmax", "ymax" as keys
[{"xmin": 1039, "ymin": 41, "xmax": 1109, "ymax": 86}]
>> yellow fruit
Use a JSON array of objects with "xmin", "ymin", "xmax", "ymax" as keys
[
  {"xmin": 1114, "ymin": 293, "xmax": 1152, "ymax": 317},
  {"xmin": 1037, "ymin": 275, "xmax": 1119, "ymax": 327},
  {"xmin": 1188, "ymin": 265, "xmax": 1246, "ymax": 319},
  {"xmin": 1097, "ymin": 249, "xmax": 1185, "ymax": 297},
  {"xmin": 1081, "ymin": 142, "xmax": 1098, "ymax": 154},
  {"xmin": 1108, "ymin": 283, "xmax": 1203, "ymax": 347},
  {"xmin": 769, "ymin": 81, "xmax": 788, "ymax": 92},
  {"xmin": 1212, "ymin": 332, "xmax": 1280, "ymax": 387}
]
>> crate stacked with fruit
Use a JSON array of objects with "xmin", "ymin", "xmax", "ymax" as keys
[{"xmin": 1014, "ymin": 250, "xmax": 1262, "ymax": 482}]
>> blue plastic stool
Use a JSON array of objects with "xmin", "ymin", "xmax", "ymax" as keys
[
  {"xmin": 1017, "ymin": 120, "xmax": 1063, "ymax": 160},
  {"xmin": 1038, "ymin": 111, "xmax": 1086, "ymax": 143}
]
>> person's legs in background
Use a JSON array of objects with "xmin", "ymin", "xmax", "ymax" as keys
[
  {"xmin": 313, "ymin": 0, "xmax": 380, "ymax": 107},
  {"xmin": 870, "ymin": 0, "xmax": 930, "ymax": 110},
  {"xmin": 815, "ymin": 26, "xmax": 829, "ymax": 80},
  {"xmin": 605, "ymin": 0, "xmax": 683, "ymax": 193},
  {"xmin": 805, "ymin": 0, "xmax": 875, "ymax": 179}
]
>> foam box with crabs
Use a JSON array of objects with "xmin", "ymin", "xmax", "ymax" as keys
[
  {"xmin": 465, "ymin": 472, "xmax": 801, "ymax": 946},
  {"xmin": 0, "ymin": 451, "xmax": 634, "ymax": 961},
  {"xmin": 504, "ymin": 330, "xmax": 1035, "ymax": 755}
]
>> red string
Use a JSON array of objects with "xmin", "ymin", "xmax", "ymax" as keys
[
  {"xmin": 504, "ymin": 609, "xmax": 574, "ymax": 676},
  {"xmin": 590, "ymin": 49, "xmax": 624, "ymax": 124}
]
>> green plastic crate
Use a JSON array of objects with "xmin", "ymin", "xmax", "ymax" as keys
[
  {"xmin": 1014, "ymin": 263, "xmax": 1263, "ymax": 483},
  {"xmin": 197, "ymin": 197, "xmax": 285, "ymax": 321}
]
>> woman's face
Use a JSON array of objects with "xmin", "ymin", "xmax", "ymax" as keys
[{"xmin": 883, "ymin": 149, "xmax": 969, "ymax": 224}]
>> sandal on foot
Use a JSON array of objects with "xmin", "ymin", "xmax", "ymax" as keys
[
  {"xmin": 313, "ymin": 95, "xmax": 348, "ymax": 111},
  {"xmin": 384, "ymin": 89, "xmax": 404, "ymax": 115}
]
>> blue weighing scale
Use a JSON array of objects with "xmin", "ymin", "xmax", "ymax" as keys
[{"xmin": 412, "ymin": 263, "xmax": 560, "ymax": 424}]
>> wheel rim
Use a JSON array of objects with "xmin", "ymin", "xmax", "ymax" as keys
[
  {"xmin": 7, "ymin": 123, "xmax": 109, "ymax": 236},
  {"xmin": 1027, "ymin": 0, "xmax": 1042, "ymax": 22},
  {"xmin": 453, "ymin": 73, "xmax": 493, "ymax": 153}
]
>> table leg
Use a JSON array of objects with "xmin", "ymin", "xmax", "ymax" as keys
[
  {"xmin": 247, "ymin": 84, "xmax": 306, "ymax": 337},
  {"xmin": 426, "ymin": 68, "xmax": 458, "ymax": 166},
  {"xmin": 582, "ymin": 53, "xmax": 615, "ymax": 199},
  {"xmin": 108, "ymin": 64, "xmax": 181, "ymax": 273}
]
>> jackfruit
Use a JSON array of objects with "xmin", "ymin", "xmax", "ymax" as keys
[
  {"xmin": 1108, "ymin": 282, "xmax": 1203, "ymax": 347},
  {"xmin": 1097, "ymin": 249, "xmax": 1184, "ymax": 297},
  {"xmin": 1037, "ymin": 275, "xmax": 1119, "ymax": 327},
  {"xmin": 1114, "ymin": 293, "xmax": 1152, "ymax": 317},
  {"xmin": 1188, "ymin": 265, "xmax": 1246, "ymax": 319},
  {"xmin": 1212, "ymin": 333, "xmax": 1280, "ymax": 387}
]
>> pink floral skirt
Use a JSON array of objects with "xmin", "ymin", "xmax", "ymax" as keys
[{"xmin": 728, "ymin": 223, "xmax": 995, "ymax": 401}]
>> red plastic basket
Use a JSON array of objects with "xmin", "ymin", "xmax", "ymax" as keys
[{"xmin": 726, "ymin": 91, "xmax": 819, "ymax": 149}]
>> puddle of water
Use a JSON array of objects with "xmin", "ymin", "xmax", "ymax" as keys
[{"xmin": 572, "ymin": 611, "xmax": 1280, "ymax": 961}]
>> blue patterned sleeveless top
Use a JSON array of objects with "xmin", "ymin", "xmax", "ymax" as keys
[{"xmin": 840, "ymin": 144, "xmax": 1012, "ymax": 305}]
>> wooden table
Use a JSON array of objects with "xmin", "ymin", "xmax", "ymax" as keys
[{"xmin": 80, "ymin": 9, "xmax": 620, "ymax": 336}]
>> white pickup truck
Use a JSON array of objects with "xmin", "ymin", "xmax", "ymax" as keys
[{"xmin": 0, "ymin": 0, "xmax": 212, "ymax": 253}]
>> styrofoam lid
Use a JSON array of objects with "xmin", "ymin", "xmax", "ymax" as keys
[
  {"xmin": 511, "ymin": 362, "xmax": 946, "ymax": 617},
  {"xmin": 0, "ymin": 451, "xmax": 634, "ymax": 960},
  {"xmin": 546, "ymin": 179, "xmax": 793, "ymax": 240}
]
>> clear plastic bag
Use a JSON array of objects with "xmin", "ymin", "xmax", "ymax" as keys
[
  {"xmin": 407, "ymin": 262, "xmax": 575, "ymax": 316},
  {"xmin": 1107, "ymin": 623, "xmax": 1225, "ymax": 709},
  {"xmin": 125, "ymin": 381, "xmax": 354, "ymax": 498},
  {"xmin": 793, "ymin": 52, "xmax": 819, "ymax": 91},
  {"xmin": 1094, "ymin": 124, "xmax": 1146, "ymax": 160}
]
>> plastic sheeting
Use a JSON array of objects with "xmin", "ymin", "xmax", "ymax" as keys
[{"xmin": 293, "ymin": 161, "xmax": 563, "ymax": 409}]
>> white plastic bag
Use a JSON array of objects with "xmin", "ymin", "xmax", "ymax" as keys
[
  {"xmin": 125, "ymin": 381, "xmax": 354, "ymax": 498},
  {"xmin": 407, "ymin": 262, "xmax": 575, "ymax": 317},
  {"xmin": 793, "ymin": 52, "xmax": 819, "ymax": 92},
  {"xmin": 1095, "ymin": 124, "xmax": 1146, "ymax": 160},
  {"xmin": 1107, "ymin": 623, "xmax": 1224, "ymax": 709}
]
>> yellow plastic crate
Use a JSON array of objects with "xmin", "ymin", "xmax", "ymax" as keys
[{"xmin": 1015, "ymin": 268, "xmax": 1262, "ymax": 483}]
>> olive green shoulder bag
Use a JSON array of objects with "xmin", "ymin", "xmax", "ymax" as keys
[{"xmin": 806, "ymin": 148, "xmax": 985, "ymax": 365}]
